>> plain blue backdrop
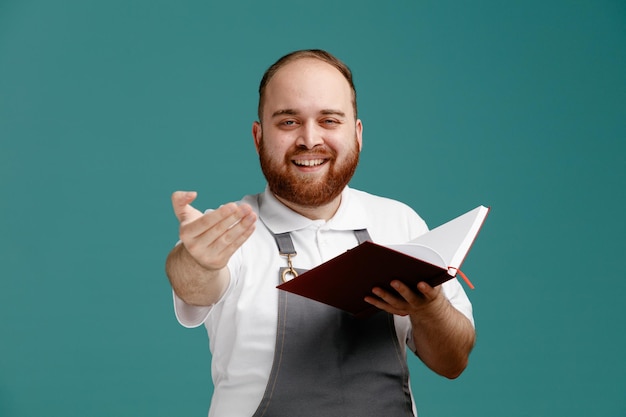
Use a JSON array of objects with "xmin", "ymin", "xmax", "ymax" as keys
[{"xmin": 1, "ymin": 1, "xmax": 625, "ymax": 416}]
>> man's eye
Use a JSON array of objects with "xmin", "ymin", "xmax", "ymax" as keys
[
  {"xmin": 282, "ymin": 120, "xmax": 296, "ymax": 126},
  {"xmin": 323, "ymin": 119, "xmax": 338, "ymax": 125}
]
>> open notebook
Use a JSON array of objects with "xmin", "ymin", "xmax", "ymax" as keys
[{"xmin": 277, "ymin": 205, "xmax": 490, "ymax": 317}]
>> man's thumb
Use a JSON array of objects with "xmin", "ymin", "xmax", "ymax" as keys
[{"xmin": 171, "ymin": 191, "xmax": 201, "ymax": 223}]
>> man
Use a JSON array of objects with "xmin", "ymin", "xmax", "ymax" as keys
[{"xmin": 166, "ymin": 49, "xmax": 475, "ymax": 417}]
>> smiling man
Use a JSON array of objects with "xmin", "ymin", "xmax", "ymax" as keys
[
  {"xmin": 254, "ymin": 55, "xmax": 362, "ymax": 219},
  {"xmin": 165, "ymin": 49, "xmax": 476, "ymax": 417}
]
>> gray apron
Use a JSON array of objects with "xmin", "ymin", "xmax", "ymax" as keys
[{"xmin": 252, "ymin": 229, "xmax": 415, "ymax": 417}]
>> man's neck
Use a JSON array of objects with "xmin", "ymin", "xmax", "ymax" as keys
[{"xmin": 273, "ymin": 194, "xmax": 342, "ymax": 221}]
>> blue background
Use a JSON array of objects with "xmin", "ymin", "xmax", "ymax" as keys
[{"xmin": 1, "ymin": 1, "xmax": 625, "ymax": 416}]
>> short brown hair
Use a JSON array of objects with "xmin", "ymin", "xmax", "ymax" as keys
[{"xmin": 257, "ymin": 49, "xmax": 357, "ymax": 121}]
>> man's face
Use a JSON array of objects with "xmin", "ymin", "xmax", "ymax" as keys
[{"xmin": 253, "ymin": 58, "xmax": 363, "ymax": 207}]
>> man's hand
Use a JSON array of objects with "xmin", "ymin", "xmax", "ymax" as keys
[
  {"xmin": 365, "ymin": 280, "xmax": 475, "ymax": 379},
  {"xmin": 364, "ymin": 280, "xmax": 445, "ymax": 318},
  {"xmin": 172, "ymin": 191, "xmax": 257, "ymax": 271},
  {"xmin": 166, "ymin": 191, "xmax": 257, "ymax": 306}
]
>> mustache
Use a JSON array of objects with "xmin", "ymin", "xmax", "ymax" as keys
[{"xmin": 288, "ymin": 145, "xmax": 336, "ymax": 158}]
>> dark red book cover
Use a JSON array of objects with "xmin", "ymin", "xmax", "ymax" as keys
[{"xmin": 277, "ymin": 241, "xmax": 452, "ymax": 317}]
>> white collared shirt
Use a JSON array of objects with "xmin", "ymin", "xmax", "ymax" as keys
[{"xmin": 173, "ymin": 186, "xmax": 474, "ymax": 417}]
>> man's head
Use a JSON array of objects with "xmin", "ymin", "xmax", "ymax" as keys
[
  {"xmin": 252, "ymin": 50, "xmax": 363, "ymax": 214},
  {"xmin": 257, "ymin": 49, "xmax": 358, "ymax": 121}
]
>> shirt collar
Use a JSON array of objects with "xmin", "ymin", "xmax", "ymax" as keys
[{"xmin": 258, "ymin": 186, "xmax": 368, "ymax": 234}]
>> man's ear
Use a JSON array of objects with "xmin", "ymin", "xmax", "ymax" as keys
[
  {"xmin": 252, "ymin": 121, "xmax": 262, "ymax": 153},
  {"xmin": 356, "ymin": 119, "xmax": 363, "ymax": 151}
]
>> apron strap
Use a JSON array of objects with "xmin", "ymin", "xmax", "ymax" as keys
[
  {"xmin": 274, "ymin": 232, "xmax": 297, "ymax": 256},
  {"xmin": 354, "ymin": 228, "xmax": 371, "ymax": 245}
]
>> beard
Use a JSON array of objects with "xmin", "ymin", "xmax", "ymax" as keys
[{"xmin": 258, "ymin": 138, "xmax": 360, "ymax": 207}]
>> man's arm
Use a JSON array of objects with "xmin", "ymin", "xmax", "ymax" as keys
[
  {"xmin": 364, "ymin": 281, "xmax": 475, "ymax": 379},
  {"xmin": 165, "ymin": 191, "xmax": 257, "ymax": 306}
]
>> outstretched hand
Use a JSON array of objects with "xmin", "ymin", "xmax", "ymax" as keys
[{"xmin": 171, "ymin": 191, "xmax": 257, "ymax": 271}]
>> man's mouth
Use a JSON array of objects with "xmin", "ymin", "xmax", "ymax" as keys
[{"xmin": 293, "ymin": 159, "xmax": 327, "ymax": 167}]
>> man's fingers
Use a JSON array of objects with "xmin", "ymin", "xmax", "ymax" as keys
[
  {"xmin": 416, "ymin": 282, "xmax": 440, "ymax": 301},
  {"xmin": 209, "ymin": 208, "xmax": 257, "ymax": 265},
  {"xmin": 172, "ymin": 191, "xmax": 202, "ymax": 223},
  {"xmin": 189, "ymin": 203, "xmax": 255, "ymax": 247},
  {"xmin": 182, "ymin": 204, "xmax": 257, "ymax": 271}
]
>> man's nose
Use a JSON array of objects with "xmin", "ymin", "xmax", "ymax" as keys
[{"xmin": 296, "ymin": 122, "xmax": 324, "ymax": 149}]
